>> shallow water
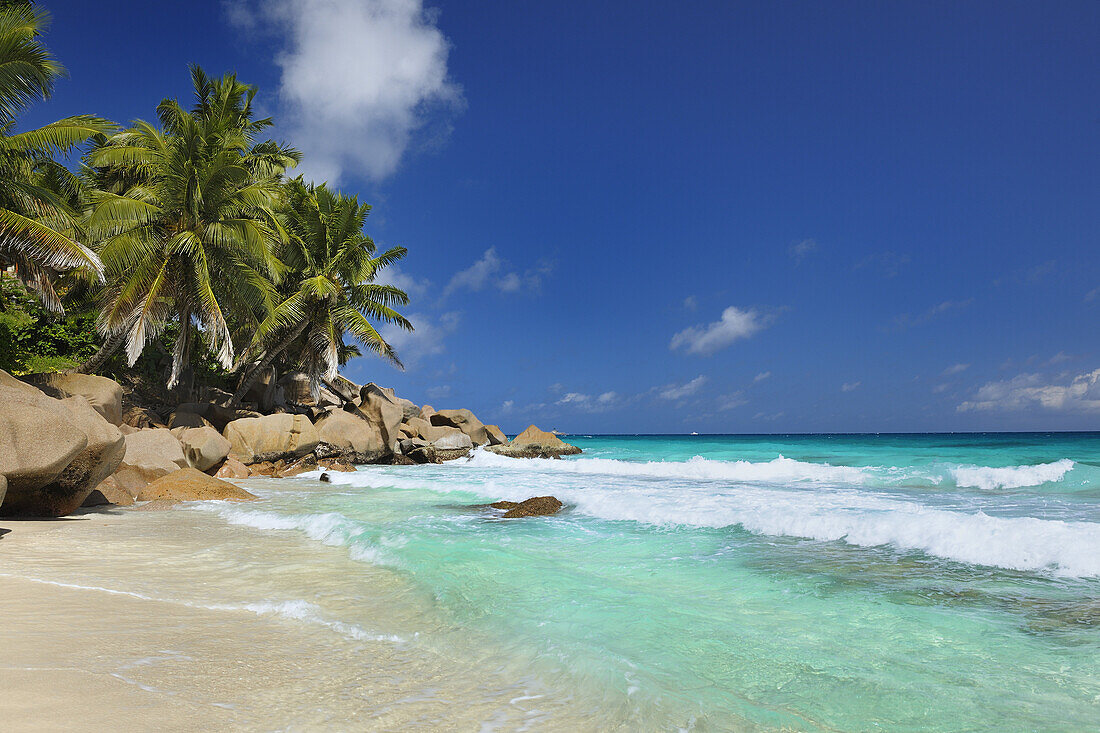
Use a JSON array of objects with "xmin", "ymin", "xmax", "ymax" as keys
[{"xmin": 6, "ymin": 433, "xmax": 1100, "ymax": 730}]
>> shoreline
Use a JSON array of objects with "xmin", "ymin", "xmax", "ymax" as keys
[{"xmin": 0, "ymin": 499, "xmax": 581, "ymax": 731}]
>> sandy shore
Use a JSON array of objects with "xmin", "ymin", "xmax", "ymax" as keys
[{"xmin": 0, "ymin": 504, "xmax": 574, "ymax": 731}]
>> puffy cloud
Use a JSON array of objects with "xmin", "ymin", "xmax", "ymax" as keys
[
  {"xmin": 670, "ymin": 307, "xmax": 773, "ymax": 356},
  {"xmin": 659, "ymin": 375, "xmax": 708, "ymax": 400},
  {"xmin": 233, "ymin": 0, "xmax": 463, "ymax": 183},
  {"xmin": 942, "ymin": 363, "xmax": 970, "ymax": 376},
  {"xmin": 957, "ymin": 369, "xmax": 1100, "ymax": 412},
  {"xmin": 552, "ymin": 388, "xmax": 619, "ymax": 412}
]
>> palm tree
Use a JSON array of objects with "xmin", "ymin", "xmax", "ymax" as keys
[
  {"xmin": 80, "ymin": 66, "xmax": 299, "ymax": 391},
  {"xmin": 232, "ymin": 179, "xmax": 412, "ymax": 404},
  {"xmin": 0, "ymin": 3, "xmax": 113, "ymax": 311}
]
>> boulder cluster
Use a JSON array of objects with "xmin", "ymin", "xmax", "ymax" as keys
[{"xmin": 0, "ymin": 369, "xmax": 580, "ymax": 518}]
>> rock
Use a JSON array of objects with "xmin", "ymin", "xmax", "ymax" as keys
[
  {"xmin": 358, "ymin": 383, "xmax": 404, "ymax": 451},
  {"xmin": 278, "ymin": 371, "xmax": 314, "ymax": 404},
  {"xmin": 40, "ymin": 373, "xmax": 124, "ymax": 426},
  {"xmin": 248, "ymin": 461, "xmax": 278, "ymax": 477},
  {"xmin": 488, "ymin": 425, "xmax": 582, "ymax": 458},
  {"xmin": 168, "ymin": 411, "xmax": 212, "ymax": 429},
  {"xmin": 176, "ymin": 402, "xmax": 262, "ymax": 432},
  {"xmin": 134, "ymin": 499, "xmax": 181, "ymax": 511},
  {"xmin": 173, "ymin": 426, "xmax": 232, "ymax": 472},
  {"xmin": 430, "ymin": 409, "xmax": 491, "ymax": 446},
  {"xmin": 314, "ymin": 409, "xmax": 388, "ymax": 463},
  {"xmin": 0, "ymin": 378, "xmax": 88, "ymax": 510},
  {"xmin": 325, "ymin": 375, "xmax": 361, "ymax": 405},
  {"xmin": 435, "ymin": 447, "xmax": 473, "ymax": 461},
  {"xmin": 0, "ymin": 375, "xmax": 126, "ymax": 516},
  {"xmin": 405, "ymin": 445, "xmax": 440, "ymax": 464},
  {"xmin": 419, "ymin": 405, "xmax": 435, "ymax": 420},
  {"xmin": 213, "ymin": 456, "xmax": 250, "ymax": 479},
  {"xmin": 122, "ymin": 405, "xmax": 165, "ymax": 429},
  {"xmin": 317, "ymin": 387, "xmax": 342, "ymax": 409},
  {"xmin": 82, "ymin": 476, "xmax": 134, "ymax": 507},
  {"xmin": 432, "ymin": 430, "xmax": 473, "ymax": 450},
  {"xmin": 137, "ymin": 467, "xmax": 256, "ymax": 502},
  {"xmin": 111, "ymin": 428, "xmax": 188, "ymax": 497},
  {"xmin": 319, "ymin": 472, "xmax": 332, "ymax": 483},
  {"xmin": 387, "ymin": 454, "xmax": 418, "ymax": 465},
  {"xmin": 0, "ymin": 474, "xmax": 5, "ymax": 506},
  {"xmin": 395, "ymin": 397, "xmax": 420, "ymax": 422},
  {"xmin": 222, "ymin": 413, "xmax": 319, "ymax": 464},
  {"xmin": 484, "ymin": 424, "xmax": 507, "ymax": 446},
  {"xmin": 317, "ymin": 458, "xmax": 356, "ymax": 472},
  {"xmin": 278, "ymin": 454, "xmax": 318, "ymax": 477},
  {"xmin": 490, "ymin": 496, "xmax": 564, "ymax": 518},
  {"xmin": 242, "ymin": 364, "xmax": 277, "ymax": 411}
]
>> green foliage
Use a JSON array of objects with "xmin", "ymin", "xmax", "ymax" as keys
[
  {"xmin": 0, "ymin": 4, "xmax": 114, "ymax": 311},
  {"xmin": 0, "ymin": 277, "xmax": 98, "ymax": 373}
]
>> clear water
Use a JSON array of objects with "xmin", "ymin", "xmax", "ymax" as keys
[{"xmin": 203, "ymin": 433, "xmax": 1100, "ymax": 730}]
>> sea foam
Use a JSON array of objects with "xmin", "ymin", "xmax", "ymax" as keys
[{"xmin": 950, "ymin": 459, "xmax": 1075, "ymax": 491}]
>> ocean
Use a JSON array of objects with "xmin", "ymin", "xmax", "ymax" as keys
[{"xmin": 5, "ymin": 433, "xmax": 1100, "ymax": 730}]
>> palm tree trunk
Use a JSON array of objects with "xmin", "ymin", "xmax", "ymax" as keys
[
  {"xmin": 76, "ymin": 331, "xmax": 126, "ymax": 374},
  {"xmin": 231, "ymin": 319, "xmax": 309, "ymax": 405}
]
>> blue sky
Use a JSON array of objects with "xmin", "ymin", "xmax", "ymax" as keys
[{"xmin": 29, "ymin": 1, "xmax": 1100, "ymax": 432}]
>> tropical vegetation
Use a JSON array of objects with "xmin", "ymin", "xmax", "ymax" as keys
[{"xmin": 0, "ymin": 4, "xmax": 413, "ymax": 403}]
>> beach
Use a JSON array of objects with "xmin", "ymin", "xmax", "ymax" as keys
[{"xmin": 4, "ymin": 434, "xmax": 1100, "ymax": 731}]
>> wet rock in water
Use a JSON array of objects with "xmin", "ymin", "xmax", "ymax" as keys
[
  {"xmin": 319, "ymin": 472, "xmax": 332, "ymax": 483},
  {"xmin": 486, "ymin": 425, "xmax": 581, "ymax": 459},
  {"xmin": 490, "ymin": 496, "xmax": 564, "ymax": 518},
  {"xmin": 317, "ymin": 458, "xmax": 356, "ymax": 472},
  {"xmin": 213, "ymin": 456, "xmax": 250, "ymax": 479}
]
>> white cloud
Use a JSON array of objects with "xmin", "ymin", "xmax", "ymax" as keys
[
  {"xmin": 841, "ymin": 381, "xmax": 861, "ymax": 392},
  {"xmin": 683, "ymin": 295, "xmax": 698, "ymax": 311},
  {"xmin": 426, "ymin": 384, "xmax": 451, "ymax": 399},
  {"xmin": 957, "ymin": 368, "xmax": 1100, "ymax": 412},
  {"xmin": 789, "ymin": 238, "xmax": 818, "ymax": 264},
  {"xmin": 379, "ymin": 311, "xmax": 459, "ymax": 366},
  {"xmin": 236, "ymin": 0, "xmax": 463, "ymax": 183},
  {"xmin": 442, "ymin": 248, "xmax": 546, "ymax": 298},
  {"xmin": 552, "ymin": 388, "xmax": 619, "ymax": 412},
  {"xmin": 943, "ymin": 363, "xmax": 970, "ymax": 376},
  {"xmin": 659, "ymin": 375, "xmax": 708, "ymax": 400},
  {"xmin": 373, "ymin": 264, "xmax": 430, "ymax": 300},
  {"xmin": 670, "ymin": 307, "xmax": 773, "ymax": 356},
  {"xmin": 500, "ymin": 399, "xmax": 514, "ymax": 413},
  {"xmin": 717, "ymin": 392, "xmax": 747, "ymax": 411},
  {"xmin": 932, "ymin": 383, "xmax": 950, "ymax": 394},
  {"xmin": 754, "ymin": 371, "xmax": 771, "ymax": 383}
]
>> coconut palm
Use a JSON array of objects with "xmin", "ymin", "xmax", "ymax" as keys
[
  {"xmin": 232, "ymin": 179, "xmax": 412, "ymax": 404},
  {"xmin": 0, "ymin": 3, "xmax": 113, "ymax": 311},
  {"xmin": 80, "ymin": 66, "xmax": 299, "ymax": 391}
]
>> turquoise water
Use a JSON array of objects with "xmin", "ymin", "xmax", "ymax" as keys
[{"xmin": 209, "ymin": 434, "xmax": 1100, "ymax": 730}]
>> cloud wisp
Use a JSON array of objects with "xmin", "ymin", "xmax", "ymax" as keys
[
  {"xmin": 442, "ymin": 248, "xmax": 551, "ymax": 299},
  {"xmin": 789, "ymin": 239, "xmax": 818, "ymax": 265},
  {"xmin": 659, "ymin": 375, "xmax": 708, "ymax": 400},
  {"xmin": 670, "ymin": 306, "xmax": 774, "ymax": 356},
  {"xmin": 233, "ymin": 0, "xmax": 463, "ymax": 183}
]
